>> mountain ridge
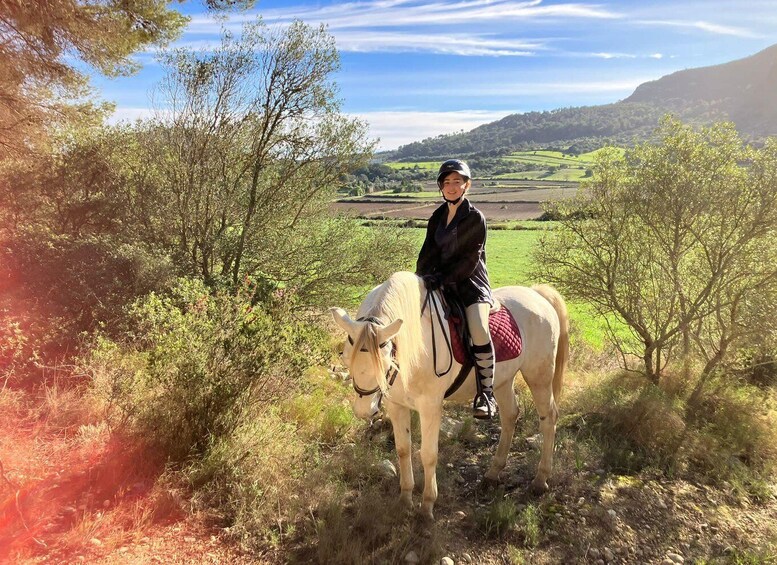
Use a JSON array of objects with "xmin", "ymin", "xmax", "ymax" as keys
[{"xmin": 389, "ymin": 43, "xmax": 777, "ymax": 160}]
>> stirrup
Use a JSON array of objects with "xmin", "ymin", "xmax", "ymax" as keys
[{"xmin": 473, "ymin": 392, "xmax": 497, "ymax": 420}]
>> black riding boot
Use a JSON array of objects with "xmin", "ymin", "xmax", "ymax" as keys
[{"xmin": 472, "ymin": 341, "xmax": 497, "ymax": 419}]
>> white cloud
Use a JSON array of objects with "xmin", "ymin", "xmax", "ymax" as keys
[
  {"xmin": 403, "ymin": 78, "xmax": 652, "ymax": 97},
  {"xmin": 589, "ymin": 52, "xmax": 638, "ymax": 59},
  {"xmin": 187, "ymin": 0, "xmax": 621, "ymax": 32},
  {"xmin": 106, "ymin": 107, "xmax": 155, "ymax": 123},
  {"xmin": 181, "ymin": 0, "xmax": 621, "ymax": 57},
  {"xmin": 350, "ymin": 109, "xmax": 518, "ymax": 151},
  {"xmin": 637, "ymin": 19, "xmax": 761, "ymax": 38},
  {"xmin": 649, "ymin": 53, "xmax": 664, "ymax": 59},
  {"xmin": 333, "ymin": 31, "xmax": 542, "ymax": 56}
]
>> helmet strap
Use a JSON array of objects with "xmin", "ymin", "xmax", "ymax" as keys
[{"xmin": 443, "ymin": 195, "xmax": 463, "ymax": 205}]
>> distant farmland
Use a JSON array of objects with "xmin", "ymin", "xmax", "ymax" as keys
[{"xmin": 332, "ymin": 179, "xmax": 578, "ymax": 220}]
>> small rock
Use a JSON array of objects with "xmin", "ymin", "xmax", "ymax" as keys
[
  {"xmin": 661, "ymin": 560, "xmax": 674, "ymax": 565},
  {"xmin": 595, "ymin": 560, "xmax": 604, "ymax": 565},
  {"xmin": 440, "ymin": 416, "xmax": 464, "ymax": 439},
  {"xmin": 657, "ymin": 498, "xmax": 667, "ymax": 509},
  {"xmin": 526, "ymin": 433, "xmax": 542, "ymax": 448},
  {"xmin": 103, "ymin": 499, "xmax": 111, "ymax": 508},
  {"xmin": 577, "ymin": 497, "xmax": 585, "ymax": 505},
  {"xmin": 377, "ymin": 459, "xmax": 397, "ymax": 478},
  {"xmin": 666, "ymin": 552, "xmax": 684, "ymax": 563},
  {"xmin": 603, "ymin": 548, "xmax": 614, "ymax": 561},
  {"xmin": 607, "ymin": 509, "xmax": 617, "ymax": 520},
  {"xmin": 89, "ymin": 538, "xmax": 102, "ymax": 547},
  {"xmin": 184, "ymin": 536, "xmax": 196, "ymax": 543},
  {"xmin": 589, "ymin": 548, "xmax": 601, "ymax": 559},
  {"xmin": 461, "ymin": 553, "xmax": 473, "ymax": 563},
  {"xmin": 119, "ymin": 547, "xmax": 129, "ymax": 554},
  {"xmin": 440, "ymin": 558, "xmax": 454, "ymax": 565},
  {"xmin": 456, "ymin": 510, "xmax": 467, "ymax": 518},
  {"xmin": 405, "ymin": 550, "xmax": 420, "ymax": 563}
]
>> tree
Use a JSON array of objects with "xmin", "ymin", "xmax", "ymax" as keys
[
  {"xmin": 115, "ymin": 18, "xmax": 413, "ymax": 305},
  {"xmin": 0, "ymin": 1, "xmax": 190, "ymax": 157},
  {"xmin": 534, "ymin": 117, "xmax": 777, "ymax": 384}
]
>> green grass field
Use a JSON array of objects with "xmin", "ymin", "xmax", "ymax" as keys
[
  {"xmin": 386, "ymin": 149, "xmax": 599, "ymax": 184},
  {"xmin": 384, "ymin": 161, "xmax": 439, "ymax": 171},
  {"xmin": 403, "ymin": 227, "xmax": 611, "ymax": 350},
  {"xmin": 504, "ymin": 149, "xmax": 595, "ymax": 167}
]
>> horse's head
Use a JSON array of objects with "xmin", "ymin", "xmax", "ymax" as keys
[{"xmin": 330, "ymin": 307, "xmax": 403, "ymax": 420}]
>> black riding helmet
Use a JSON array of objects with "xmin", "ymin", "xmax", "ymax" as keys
[{"xmin": 437, "ymin": 159, "xmax": 471, "ymax": 187}]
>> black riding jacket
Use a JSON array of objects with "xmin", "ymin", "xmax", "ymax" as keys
[{"xmin": 415, "ymin": 198, "xmax": 493, "ymax": 307}]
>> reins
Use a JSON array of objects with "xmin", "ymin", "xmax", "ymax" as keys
[
  {"xmin": 422, "ymin": 289, "xmax": 476, "ymax": 398},
  {"xmin": 349, "ymin": 291, "xmax": 474, "ymax": 403},
  {"xmin": 421, "ymin": 290, "xmax": 453, "ymax": 378}
]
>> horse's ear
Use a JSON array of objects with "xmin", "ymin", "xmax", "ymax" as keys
[
  {"xmin": 330, "ymin": 307, "xmax": 355, "ymax": 335},
  {"xmin": 377, "ymin": 318, "xmax": 403, "ymax": 344}
]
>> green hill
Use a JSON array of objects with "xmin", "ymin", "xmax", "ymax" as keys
[{"xmin": 389, "ymin": 43, "xmax": 777, "ymax": 161}]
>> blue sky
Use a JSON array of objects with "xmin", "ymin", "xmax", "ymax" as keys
[{"xmin": 97, "ymin": 0, "xmax": 777, "ymax": 150}]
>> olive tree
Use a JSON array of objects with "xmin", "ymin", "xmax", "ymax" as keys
[
  {"xmin": 534, "ymin": 117, "xmax": 777, "ymax": 384},
  {"xmin": 124, "ymin": 19, "xmax": 413, "ymax": 305}
]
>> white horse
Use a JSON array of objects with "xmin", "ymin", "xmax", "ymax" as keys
[{"xmin": 330, "ymin": 271, "xmax": 568, "ymax": 521}]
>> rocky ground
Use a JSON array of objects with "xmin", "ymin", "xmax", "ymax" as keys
[
  {"xmin": 346, "ymin": 413, "xmax": 777, "ymax": 565},
  {"xmin": 2, "ymin": 397, "xmax": 775, "ymax": 564}
]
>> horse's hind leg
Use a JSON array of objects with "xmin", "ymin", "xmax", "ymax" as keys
[
  {"xmin": 524, "ymin": 365, "xmax": 559, "ymax": 493},
  {"xmin": 485, "ymin": 377, "xmax": 520, "ymax": 482},
  {"xmin": 385, "ymin": 400, "xmax": 414, "ymax": 509}
]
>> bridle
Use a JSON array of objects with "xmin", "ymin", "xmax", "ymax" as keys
[
  {"xmin": 346, "ymin": 297, "xmax": 469, "ymax": 403},
  {"xmin": 347, "ymin": 316, "xmax": 399, "ymax": 398}
]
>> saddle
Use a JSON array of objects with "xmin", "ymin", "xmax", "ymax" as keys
[{"xmin": 444, "ymin": 293, "xmax": 523, "ymax": 365}]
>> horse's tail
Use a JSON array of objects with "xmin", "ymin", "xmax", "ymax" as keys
[{"xmin": 532, "ymin": 284, "xmax": 569, "ymax": 402}]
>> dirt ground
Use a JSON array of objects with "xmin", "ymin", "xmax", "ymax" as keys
[
  {"xmin": 332, "ymin": 200, "xmax": 544, "ymax": 221},
  {"xmin": 4, "ymin": 397, "xmax": 775, "ymax": 565}
]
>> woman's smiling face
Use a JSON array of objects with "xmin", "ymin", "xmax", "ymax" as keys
[{"xmin": 440, "ymin": 171, "xmax": 470, "ymax": 201}]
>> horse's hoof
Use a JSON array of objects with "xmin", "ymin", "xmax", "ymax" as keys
[
  {"xmin": 529, "ymin": 478, "xmax": 549, "ymax": 495},
  {"xmin": 480, "ymin": 476, "xmax": 500, "ymax": 491}
]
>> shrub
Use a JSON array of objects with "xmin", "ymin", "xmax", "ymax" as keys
[
  {"xmin": 4, "ymin": 232, "xmax": 174, "ymax": 361},
  {"xmin": 560, "ymin": 367, "xmax": 777, "ymax": 499},
  {"xmin": 86, "ymin": 277, "xmax": 330, "ymax": 461}
]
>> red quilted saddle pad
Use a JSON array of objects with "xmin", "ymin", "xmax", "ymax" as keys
[{"xmin": 449, "ymin": 306, "xmax": 523, "ymax": 364}]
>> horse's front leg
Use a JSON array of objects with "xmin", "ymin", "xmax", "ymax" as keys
[
  {"xmin": 385, "ymin": 400, "xmax": 414, "ymax": 509},
  {"xmin": 417, "ymin": 399, "xmax": 443, "ymax": 521}
]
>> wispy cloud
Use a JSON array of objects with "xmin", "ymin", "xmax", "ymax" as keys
[
  {"xmin": 588, "ymin": 52, "xmax": 638, "ymax": 59},
  {"xmin": 333, "ymin": 31, "xmax": 542, "ymax": 56},
  {"xmin": 350, "ymin": 109, "xmax": 519, "ymax": 150},
  {"xmin": 637, "ymin": 19, "xmax": 761, "ymax": 38},
  {"xmin": 188, "ymin": 0, "xmax": 622, "ymax": 32},
  {"xmin": 406, "ymin": 78, "xmax": 652, "ymax": 97},
  {"xmin": 182, "ymin": 1, "xmax": 622, "ymax": 58}
]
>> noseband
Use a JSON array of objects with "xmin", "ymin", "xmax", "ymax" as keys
[{"xmin": 348, "ymin": 316, "xmax": 399, "ymax": 398}]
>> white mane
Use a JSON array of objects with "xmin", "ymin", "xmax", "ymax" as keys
[{"xmin": 357, "ymin": 271, "xmax": 426, "ymax": 389}]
